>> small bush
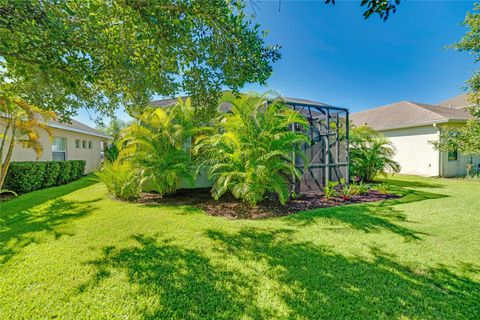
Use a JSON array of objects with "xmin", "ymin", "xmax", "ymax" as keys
[
  {"xmin": 372, "ymin": 183, "xmax": 390, "ymax": 194},
  {"xmin": 57, "ymin": 161, "xmax": 73, "ymax": 184},
  {"xmin": 324, "ymin": 180, "xmax": 339, "ymax": 200},
  {"xmin": 70, "ymin": 160, "xmax": 86, "ymax": 180},
  {"xmin": 95, "ymin": 161, "xmax": 141, "ymax": 201},
  {"xmin": 43, "ymin": 161, "xmax": 61, "ymax": 187},
  {"xmin": 105, "ymin": 143, "xmax": 119, "ymax": 162},
  {"xmin": 4, "ymin": 162, "xmax": 46, "ymax": 193}
]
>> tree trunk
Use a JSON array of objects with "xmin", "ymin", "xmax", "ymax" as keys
[
  {"xmin": 0, "ymin": 120, "xmax": 11, "ymax": 161},
  {"xmin": 0, "ymin": 124, "xmax": 16, "ymax": 190}
]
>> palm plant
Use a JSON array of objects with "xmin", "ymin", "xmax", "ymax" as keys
[
  {"xmin": 194, "ymin": 93, "xmax": 310, "ymax": 206},
  {"xmin": 349, "ymin": 125, "xmax": 400, "ymax": 182},
  {"xmin": 118, "ymin": 99, "xmax": 198, "ymax": 196},
  {"xmin": 0, "ymin": 90, "xmax": 54, "ymax": 192}
]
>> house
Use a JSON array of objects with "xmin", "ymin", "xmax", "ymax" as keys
[
  {"xmin": 1, "ymin": 118, "xmax": 111, "ymax": 173},
  {"xmin": 351, "ymin": 96, "xmax": 480, "ymax": 177}
]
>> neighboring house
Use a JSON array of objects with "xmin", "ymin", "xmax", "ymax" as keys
[
  {"xmin": 351, "ymin": 97, "xmax": 480, "ymax": 177},
  {"xmin": 1, "ymin": 118, "xmax": 111, "ymax": 173}
]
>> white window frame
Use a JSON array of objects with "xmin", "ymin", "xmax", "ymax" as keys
[{"xmin": 52, "ymin": 137, "xmax": 67, "ymax": 161}]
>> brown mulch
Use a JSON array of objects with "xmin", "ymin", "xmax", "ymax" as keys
[{"xmin": 140, "ymin": 188, "xmax": 401, "ymax": 220}]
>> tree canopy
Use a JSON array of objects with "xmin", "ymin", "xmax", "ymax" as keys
[
  {"xmin": 0, "ymin": 0, "xmax": 280, "ymax": 120},
  {"xmin": 434, "ymin": 4, "xmax": 480, "ymax": 155}
]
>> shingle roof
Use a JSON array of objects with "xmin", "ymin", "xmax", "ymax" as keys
[
  {"xmin": 438, "ymin": 94, "xmax": 472, "ymax": 109},
  {"xmin": 350, "ymin": 101, "xmax": 474, "ymax": 131}
]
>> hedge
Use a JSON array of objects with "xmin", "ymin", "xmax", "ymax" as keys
[{"xmin": 4, "ymin": 160, "xmax": 86, "ymax": 194}]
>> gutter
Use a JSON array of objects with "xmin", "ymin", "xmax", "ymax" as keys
[{"xmin": 376, "ymin": 119, "xmax": 468, "ymax": 132}]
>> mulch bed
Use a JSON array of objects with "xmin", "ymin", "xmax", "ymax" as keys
[{"xmin": 140, "ymin": 188, "xmax": 401, "ymax": 219}]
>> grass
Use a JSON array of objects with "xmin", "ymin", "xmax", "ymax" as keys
[{"xmin": 0, "ymin": 175, "xmax": 479, "ymax": 319}]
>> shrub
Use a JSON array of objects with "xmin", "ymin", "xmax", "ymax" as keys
[
  {"xmin": 95, "ymin": 161, "xmax": 142, "ymax": 201},
  {"xmin": 4, "ymin": 160, "xmax": 87, "ymax": 193},
  {"xmin": 372, "ymin": 183, "xmax": 390, "ymax": 194},
  {"xmin": 43, "ymin": 161, "xmax": 61, "ymax": 187},
  {"xmin": 341, "ymin": 185, "xmax": 353, "ymax": 201},
  {"xmin": 195, "ymin": 93, "xmax": 309, "ymax": 206},
  {"xmin": 348, "ymin": 181, "xmax": 371, "ymax": 195},
  {"xmin": 324, "ymin": 180, "xmax": 339, "ymax": 200},
  {"xmin": 349, "ymin": 125, "xmax": 400, "ymax": 182},
  {"xmin": 4, "ymin": 161, "xmax": 46, "ymax": 193},
  {"xmin": 57, "ymin": 161, "xmax": 73, "ymax": 184},
  {"xmin": 70, "ymin": 160, "xmax": 86, "ymax": 180},
  {"xmin": 119, "ymin": 99, "xmax": 198, "ymax": 196},
  {"xmin": 104, "ymin": 143, "xmax": 119, "ymax": 162}
]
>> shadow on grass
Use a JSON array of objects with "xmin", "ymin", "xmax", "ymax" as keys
[
  {"xmin": 0, "ymin": 177, "xmax": 97, "ymax": 214},
  {"xmin": 380, "ymin": 178, "xmax": 445, "ymax": 189},
  {"xmin": 286, "ymin": 189, "xmax": 447, "ymax": 240},
  {"xmin": 81, "ymin": 234, "xmax": 264, "ymax": 319},
  {"xmin": 82, "ymin": 230, "xmax": 479, "ymax": 319},
  {"xmin": 0, "ymin": 179, "xmax": 100, "ymax": 264}
]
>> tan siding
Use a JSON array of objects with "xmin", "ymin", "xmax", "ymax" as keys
[
  {"xmin": 381, "ymin": 125, "xmax": 441, "ymax": 177},
  {"xmin": 1, "ymin": 123, "xmax": 106, "ymax": 173}
]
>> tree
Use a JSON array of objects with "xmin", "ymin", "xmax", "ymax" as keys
[
  {"xmin": 0, "ymin": 82, "xmax": 55, "ymax": 191},
  {"xmin": 349, "ymin": 125, "xmax": 400, "ymax": 182},
  {"xmin": 97, "ymin": 118, "xmax": 130, "ymax": 143},
  {"xmin": 434, "ymin": 4, "xmax": 480, "ymax": 154},
  {"xmin": 119, "ymin": 99, "xmax": 198, "ymax": 196},
  {"xmin": 97, "ymin": 118, "xmax": 131, "ymax": 162},
  {"xmin": 0, "ymin": 0, "xmax": 280, "ymax": 120},
  {"xmin": 194, "ymin": 93, "xmax": 309, "ymax": 206},
  {"xmin": 326, "ymin": 0, "xmax": 400, "ymax": 21}
]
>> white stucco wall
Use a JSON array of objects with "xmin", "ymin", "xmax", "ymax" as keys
[
  {"xmin": 380, "ymin": 125, "xmax": 441, "ymax": 177},
  {"xmin": 1, "ymin": 124, "xmax": 106, "ymax": 173}
]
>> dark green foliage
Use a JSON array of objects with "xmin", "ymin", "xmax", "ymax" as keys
[
  {"xmin": 4, "ymin": 162, "xmax": 46, "ymax": 193},
  {"xmin": 43, "ymin": 161, "xmax": 61, "ymax": 187},
  {"xmin": 104, "ymin": 144, "xmax": 119, "ymax": 163},
  {"xmin": 57, "ymin": 161, "xmax": 73, "ymax": 185},
  {"xmin": 70, "ymin": 160, "xmax": 86, "ymax": 180},
  {"xmin": 4, "ymin": 160, "xmax": 86, "ymax": 193},
  {"xmin": 0, "ymin": 1, "xmax": 279, "ymax": 120}
]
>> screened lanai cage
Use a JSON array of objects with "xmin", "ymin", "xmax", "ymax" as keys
[
  {"xmin": 150, "ymin": 94, "xmax": 349, "ymax": 194},
  {"xmin": 283, "ymin": 98, "xmax": 349, "ymax": 194}
]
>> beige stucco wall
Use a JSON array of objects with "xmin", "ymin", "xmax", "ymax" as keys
[
  {"xmin": 1, "ymin": 124, "xmax": 106, "ymax": 174},
  {"xmin": 380, "ymin": 125, "xmax": 441, "ymax": 177}
]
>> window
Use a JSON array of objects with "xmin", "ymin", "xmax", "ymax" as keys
[
  {"xmin": 75, "ymin": 139, "xmax": 81, "ymax": 149},
  {"xmin": 88, "ymin": 141, "xmax": 93, "ymax": 149},
  {"xmin": 52, "ymin": 137, "xmax": 66, "ymax": 161},
  {"xmin": 82, "ymin": 140, "xmax": 87, "ymax": 149},
  {"xmin": 448, "ymin": 150, "xmax": 458, "ymax": 161}
]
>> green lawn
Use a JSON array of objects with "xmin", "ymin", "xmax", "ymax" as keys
[{"xmin": 1, "ymin": 176, "xmax": 479, "ymax": 319}]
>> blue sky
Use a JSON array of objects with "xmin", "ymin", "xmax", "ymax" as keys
[{"xmin": 75, "ymin": 0, "xmax": 478, "ymax": 126}]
